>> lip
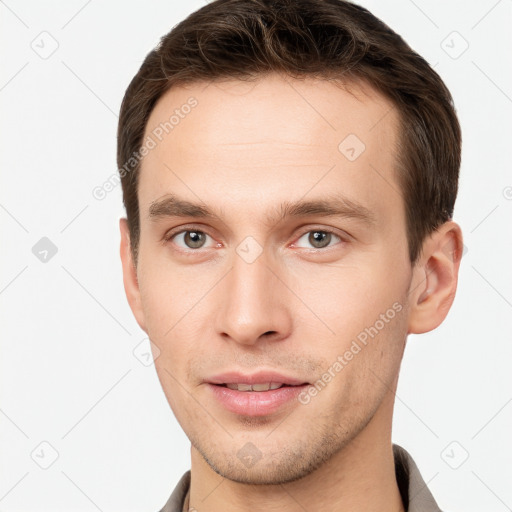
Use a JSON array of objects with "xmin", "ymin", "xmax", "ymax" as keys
[
  {"xmin": 205, "ymin": 370, "xmax": 309, "ymax": 386},
  {"xmin": 204, "ymin": 370, "xmax": 310, "ymax": 417}
]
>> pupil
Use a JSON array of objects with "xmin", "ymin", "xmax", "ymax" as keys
[
  {"xmin": 310, "ymin": 231, "xmax": 330, "ymax": 248},
  {"xmin": 185, "ymin": 231, "xmax": 205, "ymax": 248}
]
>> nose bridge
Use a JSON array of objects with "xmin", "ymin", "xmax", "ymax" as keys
[{"xmin": 216, "ymin": 245, "xmax": 291, "ymax": 345}]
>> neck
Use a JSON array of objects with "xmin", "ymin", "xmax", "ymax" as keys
[{"xmin": 188, "ymin": 389, "xmax": 404, "ymax": 512}]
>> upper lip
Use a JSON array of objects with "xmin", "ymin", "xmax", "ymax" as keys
[{"xmin": 205, "ymin": 370, "xmax": 309, "ymax": 386}]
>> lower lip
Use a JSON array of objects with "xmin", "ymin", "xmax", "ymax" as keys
[{"xmin": 207, "ymin": 383, "xmax": 309, "ymax": 417}]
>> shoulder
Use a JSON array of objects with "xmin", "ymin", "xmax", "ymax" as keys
[
  {"xmin": 157, "ymin": 470, "xmax": 191, "ymax": 512},
  {"xmin": 393, "ymin": 444, "xmax": 443, "ymax": 512}
]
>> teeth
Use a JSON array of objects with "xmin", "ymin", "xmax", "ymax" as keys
[
  {"xmin": 252, "ymin": 383, "xmax": 271, "ymax": 391},
  {"xmin": 225, "ymin": 382, "xmax": 284, "ymax": 391}
]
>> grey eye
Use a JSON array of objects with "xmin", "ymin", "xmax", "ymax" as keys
[
  {"xmin": 173, "ymin": 230, "xmax": 210, "ymax": 249},
  {"xmin": 296, "ymin": 230, "xmax": 340, "ymax": 249},
  {"xmin": 309, "ymin": 231, "xmax": 331, "ymax": 248}
]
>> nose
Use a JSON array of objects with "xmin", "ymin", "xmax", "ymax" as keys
[{"xmin": 215, "ymin": 249, "xmax": 293, "ymax": 347}]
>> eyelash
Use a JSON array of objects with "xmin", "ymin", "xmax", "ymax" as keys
[{"xmin": 163, "ymin": 225, "xmax": 347, "ymax": 253}]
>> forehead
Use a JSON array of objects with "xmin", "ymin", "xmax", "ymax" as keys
[{"xmin": 138, "ymin": 74, "xmax": 401, "ymax": 222}]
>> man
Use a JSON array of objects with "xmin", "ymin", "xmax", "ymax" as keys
[{"xmin": 117, "ymin": 0, "xmax": 463, "ymax": 510}]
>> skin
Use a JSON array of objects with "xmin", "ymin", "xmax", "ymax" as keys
[{"xmin": 120, "ymin": 74, "xmax": 462, "ymax": 512}]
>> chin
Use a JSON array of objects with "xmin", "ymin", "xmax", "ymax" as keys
[
  {"xmin": 209, "ymin": 459, "xmax": 317, "ymax": 486},
  {"xmin": 197, "ymin": 438, "xmax": 344, "ymax": 486}
]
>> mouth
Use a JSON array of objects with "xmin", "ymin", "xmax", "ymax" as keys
[
  {"xmin": 215, "ymin": 382, "xmax": 304, "ymax": 391},
  {"xmin": 205, "ymin": 372, "xmax": 311, "ymax": 416}
]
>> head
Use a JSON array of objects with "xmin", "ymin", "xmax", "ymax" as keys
[{"xmin": 118, "ymin": 0, "xmax": 463, "ymax": 485}]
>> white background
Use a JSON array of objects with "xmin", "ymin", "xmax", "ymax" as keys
[{"xmin": 1, "ymin": 1, "xmax": 511, "ymax": 511}]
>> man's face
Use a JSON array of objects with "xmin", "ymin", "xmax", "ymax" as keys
[{"xmin": 130, "ymin": 75, "xmax": 414, "ymax": 484}]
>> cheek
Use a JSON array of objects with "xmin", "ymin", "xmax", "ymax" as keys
[
  {"xmin": 310, "ymin": 300, "xmax": 408, "ymax": 421},
  {"xmin": 136, "ymin": 250, "xmax": 216, "ymax": 338},
  {"xmin": 288, "ymin": 258, "xmax": 406, "ymax": 333},
  {"xmin": 290, "ymin": 259, "xmax": 409, "ymax": 388}
]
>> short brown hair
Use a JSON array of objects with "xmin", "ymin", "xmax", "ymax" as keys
[{"xmin": 117, "ymin": 0, "xmax": 461, "ymax": 265}]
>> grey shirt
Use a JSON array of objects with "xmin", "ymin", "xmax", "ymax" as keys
[{"xmin": 158, "ymin": 444, "xmax": 442, "ymax": 512}]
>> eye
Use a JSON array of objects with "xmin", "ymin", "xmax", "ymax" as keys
[
  {"xmin": 166, "ymin": 229, "xmax": 216, "ymax": 250},
  {"xmin": 294, "ymin": 229, "xmax": 344, "ymax": 249}
]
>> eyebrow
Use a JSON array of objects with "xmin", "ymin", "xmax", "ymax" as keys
[{"xmin": 148, "ymin": 193, "xmax": 376, "ymax": 227}]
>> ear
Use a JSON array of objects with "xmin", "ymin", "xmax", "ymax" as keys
[
  {"xmin": 408, "ymin": 221, "xmax": 463, "ymax": 334},
  {"xmin": 119, "ymin": 218, "xmax": 147, "ymax": 333}
]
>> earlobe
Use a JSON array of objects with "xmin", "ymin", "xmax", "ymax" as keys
[
  {"xmin": 408, "ymin": 221, "xmax": 463, "ymax": 334},
  {"xmin": 119, "ymin": 218, "xmax": 147, "ymax": 333}
]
